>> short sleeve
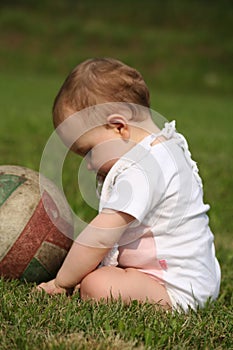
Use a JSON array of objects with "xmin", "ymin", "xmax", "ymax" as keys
[{"xmin": 101, "ymin": 160, "xmax": 163, "ymax": 223}]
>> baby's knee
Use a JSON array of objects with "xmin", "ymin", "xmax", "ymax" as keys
[
  {"xmin": 80, "ymin": 272, "xmax": 95, "ymax": 299},
  {"xmin": 80, "ymin": 267, "xmax": 110, "ymax": 300}
]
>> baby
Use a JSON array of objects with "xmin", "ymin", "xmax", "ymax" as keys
[{"xmin": 38, "ymin": 58, "xmax": 221, "ymax": 312}]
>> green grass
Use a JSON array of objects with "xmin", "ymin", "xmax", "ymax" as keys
[
  {"xmin": 0, "ymin": 277, "xmax": 233, "ymax": 350},
  {"xmin": 0, "ymin": 1, "xmax": 233, "ymax": 349}
]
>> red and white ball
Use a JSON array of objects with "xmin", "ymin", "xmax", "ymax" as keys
[{"xmin": 0, "ymin": 165, "xmax": 73, "ymax": 283}]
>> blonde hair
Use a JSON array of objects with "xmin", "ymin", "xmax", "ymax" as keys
[{"xmin": 52, "ymin": 58, "xmax": 150, "ymax": 127}]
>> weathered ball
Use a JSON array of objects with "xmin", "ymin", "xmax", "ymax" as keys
[{"xmin": 0, "ymin": 165, "xmax": 73, "ymax": 283}]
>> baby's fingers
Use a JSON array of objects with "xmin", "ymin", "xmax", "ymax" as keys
[
  {"xmin": 74, "ymin": 283, "xmax": 81, "ymax": 292},
  {"xmin": 30, "ymin": 283, "xmax": 47, "ymax": 295}
]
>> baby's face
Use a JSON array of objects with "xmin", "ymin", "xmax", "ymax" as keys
[{"xmin": 73, "ymin": 125, "xmax": 135, "ymax": 177}]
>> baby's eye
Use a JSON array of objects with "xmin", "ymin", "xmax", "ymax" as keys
[{"xmin": 85, "ymin": 149, "xmax": 92, "ymax": 159}]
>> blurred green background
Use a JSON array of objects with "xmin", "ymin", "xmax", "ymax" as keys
[
  {"xmin": 0, "ymin": 0, "xmax": 232, "ymax": 238},
  {"xmin": 0, "ymin": 0, "xmax": 232, "ymax": 93}
]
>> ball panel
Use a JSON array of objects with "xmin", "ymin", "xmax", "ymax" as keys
[
  {"xmin": 35, "ymin": 241, "xmax": 67, "ymax": 276},
  {"xmin": 0, "ymin": 196, "xmax": 54, "ymax": 278},
  {"xmin": 41, "ymin": 190, "xmax": 73, "ymax": 250},
  {"xmin": 0, "ymin": 180, "xmax": 41, "ymax": 261},
  {"xmin": 41, "ymin": 190, "xmax": 73, "ymax": 242},
  {"xmin": 39, "ymin": 172, "xmax": 73, "ymax": 226},
  {"xmin": 0, "ymin": 165, "xmax": 74, "ymax": 282},
  {"xmin": 0, "ymin": 174, "xmax": 26, "ymax": 206},
  {"xmin": 0, "ymin": 165, "xmax": 40, "ymax": 183},
  {"xmin": 45, "ymin": 225, "xmax": 73, "ymax": 251},
  {"xmin": 20, "ymin": 257, "xmax": 52, "ymax": 283}
]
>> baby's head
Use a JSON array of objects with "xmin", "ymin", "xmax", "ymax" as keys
[
  {"xmin": 52, "ymin": 57, "xmax": 151, "ymax": 128},
  {"xmin": 52, "ymin": 58, "xmax": 161, "ymax": 177}
]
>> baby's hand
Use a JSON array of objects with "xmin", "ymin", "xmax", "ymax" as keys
[{"xmin": 36, "ymin": 279, "xmax": 68, "ymax": 296}]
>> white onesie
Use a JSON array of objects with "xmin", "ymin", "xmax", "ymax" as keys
[{"xmin": 99, "ymin": 121, "xmax": 221, "ymax": 312}]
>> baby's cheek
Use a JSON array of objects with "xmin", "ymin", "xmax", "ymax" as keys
[{"xmin": 94, "ymin": 155, "xmax": 116, "ymax": 172}]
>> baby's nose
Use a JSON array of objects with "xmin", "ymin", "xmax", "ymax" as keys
[
  {"xmin": 86, "ymin": 161, "xmax": 94, "ymax": 171},
  {"xmin": 85, "ymin": 153, "xmax": 93, "ymax": 171}
]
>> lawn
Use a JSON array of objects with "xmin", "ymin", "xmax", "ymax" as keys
[{"xmin": 0, "ymin": 1, "xmax": 232, "ymax": 349}]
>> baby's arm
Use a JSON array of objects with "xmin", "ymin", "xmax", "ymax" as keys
[{"xmin": 37, "ymin": 210, "xmax": 134, "ymax": 295}]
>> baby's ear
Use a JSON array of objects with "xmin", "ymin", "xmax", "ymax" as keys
[
  {"xmin": 107, "ymin": 114, "xmax": 127, "ymax": 127},
  {"xmin": 107, "ymin": 114, "xmax": 130, "ymax": 139}
]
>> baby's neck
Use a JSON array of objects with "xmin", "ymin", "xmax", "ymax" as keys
[{"xmin": 129, "ymin": 119, "xmax": 160, "ymax": 144}]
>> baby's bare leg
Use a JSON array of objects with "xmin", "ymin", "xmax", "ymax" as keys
[{"xmin": 80, "ymin": 266, "xmax": 172, "ymax": 309}]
